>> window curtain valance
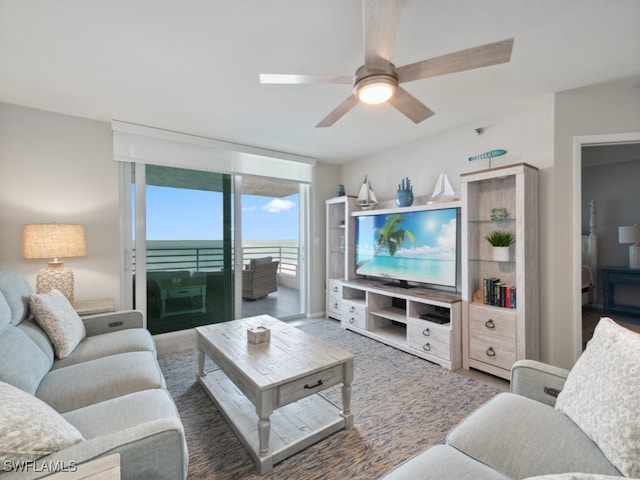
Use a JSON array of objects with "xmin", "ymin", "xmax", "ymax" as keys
[{"xmin": 112, "ymin": 121, "xmax": 315, "ymax": 183}]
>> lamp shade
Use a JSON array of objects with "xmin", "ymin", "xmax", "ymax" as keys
[
  {"xmin": 22, "ymin": 224, "xmax": 87, "ymax": 260},
  {"xmin": 618, "ymin": 225, "xmax": 640, "ymax": 245}
]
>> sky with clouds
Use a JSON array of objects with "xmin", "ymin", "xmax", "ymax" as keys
[{"xmin": 145, "ymin": 186, "xmax": 299, "ymax": 241}]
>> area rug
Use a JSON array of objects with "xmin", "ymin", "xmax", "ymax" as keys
[{"xmin": 158, "ymin": 319, "xmax": 501, "ymax": 479}]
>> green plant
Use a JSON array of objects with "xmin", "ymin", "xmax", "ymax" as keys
[{"xmin": 484, "ymin": 230, "xmax": 515, "ymax": 247}]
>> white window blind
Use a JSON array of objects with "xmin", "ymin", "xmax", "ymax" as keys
[{"xmin": 112, "ymin": 121, "xmax": 315, "ymax": 183}]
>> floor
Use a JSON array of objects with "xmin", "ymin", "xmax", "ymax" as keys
[{"xmin": 241, "ymin": 285, "xmax": 302, "ymax": 319}]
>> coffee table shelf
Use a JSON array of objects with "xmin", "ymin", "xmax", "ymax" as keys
[{"xmin": 199, "ymin": 369, "xmax": 346, "ymax": 471}]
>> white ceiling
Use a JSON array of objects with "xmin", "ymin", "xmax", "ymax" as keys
[{"xmin": 1, "ymin": 1, "xmax": 639, "ymax": 164}]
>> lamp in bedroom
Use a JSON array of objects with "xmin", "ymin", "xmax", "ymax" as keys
[
  {"xmin": 22, "ymin": 223, "xmax": 87, "ymax": 302},
  {"xmin": 618, "ymin": 225, "xmax": 640, "ymax": 269}
]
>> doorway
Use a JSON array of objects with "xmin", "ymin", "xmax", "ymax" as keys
[{"xmin": 577, "ymin": 137, "xmax": 640, "ymax": 348}]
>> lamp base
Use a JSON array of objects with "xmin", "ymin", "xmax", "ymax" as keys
[
  {"xmin": 630, "ymin": 244, "xmax": 640, "ymax": 270},
  {"xmin": 36, "ymin": 263, "xmax": 75, "ymax": 302}
]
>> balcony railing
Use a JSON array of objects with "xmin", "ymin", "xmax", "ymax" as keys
[{"xmin": 132, "ymin": 245, "xmax": 299, "ymax": 276}]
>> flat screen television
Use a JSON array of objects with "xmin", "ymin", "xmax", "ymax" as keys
[{"xmin": 355, "ymin": 207, "xmax": 459, "ymax": 290}]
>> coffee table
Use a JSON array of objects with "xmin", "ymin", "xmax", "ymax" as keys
[
  {"xmin": 196, "ymin": 315, "xmax": 354, "ymax": 474},
  {"xmin": 155, "ymin": 276, "xmax": 206, "ymax": 318}
]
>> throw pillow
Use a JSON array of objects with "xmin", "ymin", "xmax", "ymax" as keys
[
  {"xmin": 555, "ymin": 317, "xmax": 640, "ymax": 477},
  {"xmin": 0, "ymin": 380, "xmax": 84, "ymax": 465},
  {"xmin": 30, "ymin": 289, "xmax": 86, "ymax": 359}
]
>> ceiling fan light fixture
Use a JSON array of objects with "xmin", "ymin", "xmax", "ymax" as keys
[{"xmin": 356, "ymin": 75, "xmax": 397, "ymax": 104}]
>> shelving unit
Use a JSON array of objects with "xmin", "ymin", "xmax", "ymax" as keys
[
  {"xmin": 341, "ymin": 278, "xmax": 462, "ymax": 370},
  {"xmin": 461, "ymin": 163, "xmax": 539, "ymax": 380},
  {"xmin": 325, "ymin": 196, "xmax": 356, "ymax": 320}
]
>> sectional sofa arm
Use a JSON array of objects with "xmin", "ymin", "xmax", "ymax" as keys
[
  {"xmin": 5, "ymin": 418, "xmax": 187, "ymax": 480},
  {"xmin": 510, "ymin": 359, "xmax": 570, "ymax": 407},
  {"xmin": 81, "ymin": 310, "xmax": 145, "ymax": 336}
]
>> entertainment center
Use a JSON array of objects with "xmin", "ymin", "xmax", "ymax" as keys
[
  {"xmin": 325, "ymin": 198, "xmax": 463, "ymax": 370},
  {"xmin": 326, "ymin": 163, "xmax": 539, "ymax": 378}
]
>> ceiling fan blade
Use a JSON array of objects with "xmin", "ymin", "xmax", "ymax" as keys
[
  {"xmin": 259, "ymin": 74, "xmax": 352, "ymax": 85},
  {"xmin": 396, "ymin": 38, "xmax": 514, "ymax": 84},
  {"xmin": 316, "ymin": 95, "xmax": 359, "ymax": 128},
  {"xmin": 388, "ymin": 87, "xmax": 435, "ymax": 124},
  {"xmin": 363, "ymin": 0, "xmax": 402, "ymax": 68}
]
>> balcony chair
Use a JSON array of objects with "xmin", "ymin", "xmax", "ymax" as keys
[{"xmin": 242, "ymin": 257, "xmax": 279, "ymax": 300}]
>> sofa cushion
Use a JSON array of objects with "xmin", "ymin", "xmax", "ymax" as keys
[
  {"xmin": 0, "ymin": 380, "xmax": 84, "ymax": 465},
  {"xmin": 37, "ymin": 351, "xmax": 166, "ymax": 413},
  {"xmin": 525, "ymin": 475, "xmax": 625, "ymax": 479},
  {"xmin": 30, "ymin": 289, "xmax": 86, "ymax": 359},
  {"xmin": 0, "ymin": 269, "xmax": 33, "ymax": 325},
  {"xmin": 447, "ymin": 393, "xmax": 620, "ymax": 479},
  {"xmin": 63, "ymin": 389, "xmax": 181, "ymax": 439},
  {"xmin": 380, "ymin": 444, "xmax": 511, "ymax": 480},
  {"xmin": 52, "ymin": 328, "xmax": 156, "ymax": 370},
  {"xmin": 18, "ymin": 317, "xmax": 55, "ymax": 362},
  {"xmin": 0, "ymin": 291, "xmax": 11, "ymax": 333},
  {"xmin": 555, "ymin": 317, "xmax": 640, "ymax": 478},
  {"xmin": 60, "ymin": 389, "xmax": 188, "ymax": 480},
  {"xmin": 0, "ymin": 326, "xmax": 53, "ymax": 394}
]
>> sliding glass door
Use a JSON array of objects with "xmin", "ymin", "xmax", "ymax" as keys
[
  {"xmin": 120, "ymin": 164, "xmax": 308, "ymax": 334},
  {"xmin": 239, "ymin": 175, "xmax": 305, "ymax": 319},
  {"xmin": 130, "ymin": 164, "xmax": 234, "ymax": 334}
]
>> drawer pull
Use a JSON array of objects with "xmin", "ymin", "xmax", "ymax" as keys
[
  {"xmin": 486, "ymin": 347, "xmax": 496, "ymax": 357},
  {"xmin": 333, "ymin": 286, "xmax": 339, "ymax": 292},
  {"xmin": 349, "ymin": 306, "xmax": 355, "ymax": 313},
  {"xmin": 423, "ymin": 328, "xmax": 430, "ymax": 336},
  {"xmin": 423, "ymin": 343, "xmax": 431, "ymax": 352},
  {"xmin": 485, "ymin": 319, "xmax": 495, "ymax": 329},
  {"xmin": 349, "ymin": 317, "xmax": 356, "ymax": 324},
  {"xmin": 304, "ymin": 379, "xmax": 324, "ymax": 390},
  {"xmin": 108, "ymin": 321, "xmax": 123, "ymax": 328},
  {"xmin": 334, "ymin": 303, "xmax": 339, "ymax": 309}
]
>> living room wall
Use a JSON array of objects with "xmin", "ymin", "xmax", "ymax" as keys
[
  {"xmin": 340, "ymin": 80, "xmax": 640, "ymax": 370},
  {"xmin": 0, "ymin": 103, "xmax": 120, "ymax": 303}
]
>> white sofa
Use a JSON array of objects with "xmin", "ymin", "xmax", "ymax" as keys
[
  {"xmin": 0, "ymin": 269, "xmax": 188, "ymax": 480},
  {"xmin": 381, "ymin": 317, "xmax": 640, "ymax": 480}
]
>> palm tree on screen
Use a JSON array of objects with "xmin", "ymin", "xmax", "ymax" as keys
[{"xmin": 356, "ymin": 214, "xmax": 416, "ymax": 269}]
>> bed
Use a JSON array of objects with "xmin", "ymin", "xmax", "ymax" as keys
[{"xmin": 581, "ymin": 200, "xmax": 598, "ymax": 306}]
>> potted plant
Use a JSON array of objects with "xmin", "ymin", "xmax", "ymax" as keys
[{"xmin": 484, "ymin": 230, "xmax": 514, "ymax": 262}]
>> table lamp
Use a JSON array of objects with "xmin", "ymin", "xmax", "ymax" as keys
[
  {"xmin": 22, "ymin": 223, "xmax": 87, "ymax": 302},
  {"xmin": 618, "ymin": 225, "xmax": 640, "ymax": 269}
]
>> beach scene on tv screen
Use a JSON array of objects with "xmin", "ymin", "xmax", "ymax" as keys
[{"xmin": 355, "ymin": 209, "xmax": 457, "ymax": 287}]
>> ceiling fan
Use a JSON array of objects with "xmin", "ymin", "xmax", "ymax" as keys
[{"xmin": 260, "ymin": 0, "xmax": 514, "ymax": 128}]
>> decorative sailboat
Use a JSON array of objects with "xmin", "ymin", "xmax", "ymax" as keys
[
  {"xmin": 428, "ymin": 173, "xmax": 458, "ymax": 204},
  {"xmin": 357, "ymin": 174, "xmax": 378, "ymax": 210}
]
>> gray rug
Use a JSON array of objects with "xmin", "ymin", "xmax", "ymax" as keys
[{"xmin": 158, "ymin": 319, "xmax": 500, "ymax": 479}]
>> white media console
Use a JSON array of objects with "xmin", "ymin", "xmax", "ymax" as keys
[{"xmin": 340, "ymin": 278, "xmax": 462, "ymax": 370}]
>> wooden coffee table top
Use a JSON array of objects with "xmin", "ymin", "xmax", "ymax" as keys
[{"xmin": 196, "ymin": 315, "xmax": 353, "ymax": 390}]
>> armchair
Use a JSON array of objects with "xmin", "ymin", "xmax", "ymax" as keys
[{"xmin": 242, "ymin": 257, "xmax": 279, "ymax": 300}]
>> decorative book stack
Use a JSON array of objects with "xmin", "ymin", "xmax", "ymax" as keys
[{"xmin": 483, "ymin": 277, "xmax": 516, "ymax": 309}]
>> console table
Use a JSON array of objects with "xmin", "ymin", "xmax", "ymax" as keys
[{"xmin": 602, "ymin": 266, "xmax": 640, "ymax": 316}]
